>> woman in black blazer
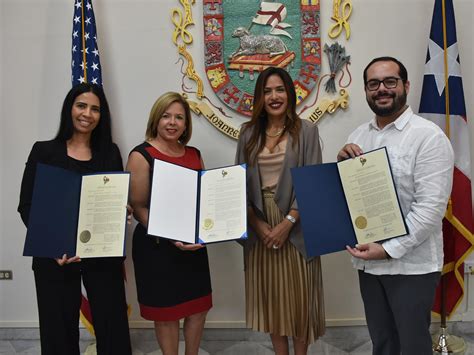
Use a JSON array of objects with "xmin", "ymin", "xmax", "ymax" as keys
[{"xmin": 18, "ymin": 83, "xmax": 131, "ymax": 355}]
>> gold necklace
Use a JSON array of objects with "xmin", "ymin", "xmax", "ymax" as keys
[{"xmin": 265, "ymin": 126, "xmax": 285, "ymax": 138}]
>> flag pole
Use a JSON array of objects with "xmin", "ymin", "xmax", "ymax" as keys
[
  {"xmin": 432, "ymin": 273, "xmax": 466, "ymax": 353},
  {"xmin": 432, "ymin": 2, "xmax": 467, "ymax": 352}
]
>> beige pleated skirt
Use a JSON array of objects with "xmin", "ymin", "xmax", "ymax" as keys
[{"xmin": 245, "ymin": 191, "xmax": 325, "ymax": 344}]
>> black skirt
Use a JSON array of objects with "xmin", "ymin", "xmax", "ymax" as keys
[{"xmin": 132, "ymin": 224, "xmax": 212, "ymax": 321}]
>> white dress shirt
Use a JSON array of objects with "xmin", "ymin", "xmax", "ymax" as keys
[{"xmin": 347, "ymin": 106, "xmax": 454, "ymax": 275}]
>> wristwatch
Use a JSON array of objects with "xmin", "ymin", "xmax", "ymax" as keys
[{"xmin": 285, "ymin": 214, "xmax": 296, "ymax": 224}]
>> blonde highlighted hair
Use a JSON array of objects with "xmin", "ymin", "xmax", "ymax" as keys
[{"xmin": 145, "ymin": 92, "xmax": 192, "ymax": 145}]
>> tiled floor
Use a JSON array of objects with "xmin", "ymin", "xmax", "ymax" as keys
[{"xmin": 1, "ymin": 323, "xmax": 473, "ymax": 354}]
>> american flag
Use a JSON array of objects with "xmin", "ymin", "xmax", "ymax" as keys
[
  {"xmin": 419, "ymin": 0, "xmax": 474, "ymax": 317},
  {"xmin": 71, "ymin": 0, "xmax": 102, "ymax": 334},
  {"xmin": 71, "ymin": 0, "xmax": 102, "ymax": 86}
]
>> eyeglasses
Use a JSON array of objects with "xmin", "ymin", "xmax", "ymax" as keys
[{"xmin": 365, "ymin": 77, "xmax": 402, "ymax": 91}]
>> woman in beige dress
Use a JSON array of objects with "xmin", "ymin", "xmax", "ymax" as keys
[{"xmin": 235, "ymin": 67, "xmax": 325, "ymax": 355}]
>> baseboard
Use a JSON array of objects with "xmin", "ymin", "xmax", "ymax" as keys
[
  {"xmin": 0, "ymin": 318, "xmax": 367, "ymax": 328},
  {"xmin": 4, "ymin": 315, "xmax": 472, "ymax": 329}
]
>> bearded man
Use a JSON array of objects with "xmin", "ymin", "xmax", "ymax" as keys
[{"xmin": 337, "ymin": 57, "xmax": 454, "ymax": 355}]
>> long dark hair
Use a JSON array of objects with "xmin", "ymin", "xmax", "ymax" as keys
[
  {"xmin": 243, "ymin": 67, "xmax": 301, "ymax": 165},
  {"xmin": 55, "ymin": 83, "xmax": 113, "ymax": 155}
]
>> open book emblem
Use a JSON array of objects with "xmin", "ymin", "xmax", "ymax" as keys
[{"xmin": 202, "ymin": 0, "xmax": 321, "ymax": 116}]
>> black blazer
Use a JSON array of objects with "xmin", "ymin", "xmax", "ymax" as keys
[{"xmin": 18, "ymin": 139, "xmax": 124, "ymax": 271}]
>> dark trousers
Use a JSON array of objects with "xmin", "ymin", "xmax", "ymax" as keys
[
  {"xmin": 358, "ymin": 270, "xmax": 440, "ymax": 355},
  {"xmin": 34, "ymin": 263, "xmax": 132, "ymax": 355}
]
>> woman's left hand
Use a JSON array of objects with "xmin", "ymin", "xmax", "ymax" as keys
[
  {"xmin": 126, "ymin": 204, "xmax": 134, "ymax": 225},
  {"xmin": 264, "ymin": 219, "xmax": 292, "ymax": 249},
  {"xmin": 173, "ymin": 241, "xmax": 204, "ymax": 251},
  {"xmin": 55, "ymin": 254, "xmax": 81, "ymax": 266}
]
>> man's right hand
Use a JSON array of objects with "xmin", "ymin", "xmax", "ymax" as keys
[{"xmin": 337, "ymin": 143, "xmax": 363, "ymax": 161}]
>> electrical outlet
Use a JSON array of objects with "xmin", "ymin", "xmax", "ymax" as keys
[
  {"xmin": 0, "ymin": 270, "xmax": 13, "ymax": 280},
  {"xmin": 464, "ymin": 261, "xmax": 474, "ymax": 275}
]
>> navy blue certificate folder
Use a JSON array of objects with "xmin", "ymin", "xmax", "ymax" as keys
[
  {"xmin": 23, "ymin": 164, "xmax": 81, "ymax": 258},
  {"xmin": 291, "ymin": 163, "xmax": 355, "ymax": 257},
  {"xmin": 292, "ymin": 148, "xmax": 408, "ymax": 257},
  {"xmin": 23, "ymin": 163, "xmax": 129, "ymax": 258}
]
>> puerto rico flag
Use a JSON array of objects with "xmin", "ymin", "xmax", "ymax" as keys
[{"xmin": 419, "ymin": 0, "xmax": 474, "ymax": 317}]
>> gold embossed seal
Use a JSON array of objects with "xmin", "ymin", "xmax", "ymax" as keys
[
  {"xmin": 354, "ymin": 216, "xmax": 367, "ymax": 229},
  {"xmin": 202, "ymin": 218, "xmax": 214, "ymax": 231},
  {"xmin": 79, "ymin": 230, "xmax": 91, "ymax": 243}
]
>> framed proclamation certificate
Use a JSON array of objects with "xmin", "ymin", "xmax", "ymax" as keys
[
  {"xmin": 23, "ymin": 163, "xmax": 130, "ymax": 258},
  {"xmin": 291, "ymin": 147, "xmax": 408, "ymax": 257},
  {"xmin": 147, "ymin": 160, "xmax": 247, "ymax": 244}
]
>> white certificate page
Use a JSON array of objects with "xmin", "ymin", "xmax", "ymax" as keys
[
  {"xmin": 76, "ymin": 173, "xmax": 130, "ymax": 257},
  {"xmin": 148, "ymin": 160, "xmax": 198, "ymax": 244},
  {"xmin": 337, "ymin": 148, "xmax": 407, "ymax": 244},
  {"xmin": 198, "ymin": 165, "xmax": 247, "ymax": 243}
]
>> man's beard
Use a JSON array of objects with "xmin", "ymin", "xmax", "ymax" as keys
[{"xmin": 367, "ymin": 90, "xmax": 407, "ymax": 117}]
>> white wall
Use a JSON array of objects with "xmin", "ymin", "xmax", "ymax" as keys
[{"xmin": 1, "ymin": 0, "xmax": 473, "ymax": 328}]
